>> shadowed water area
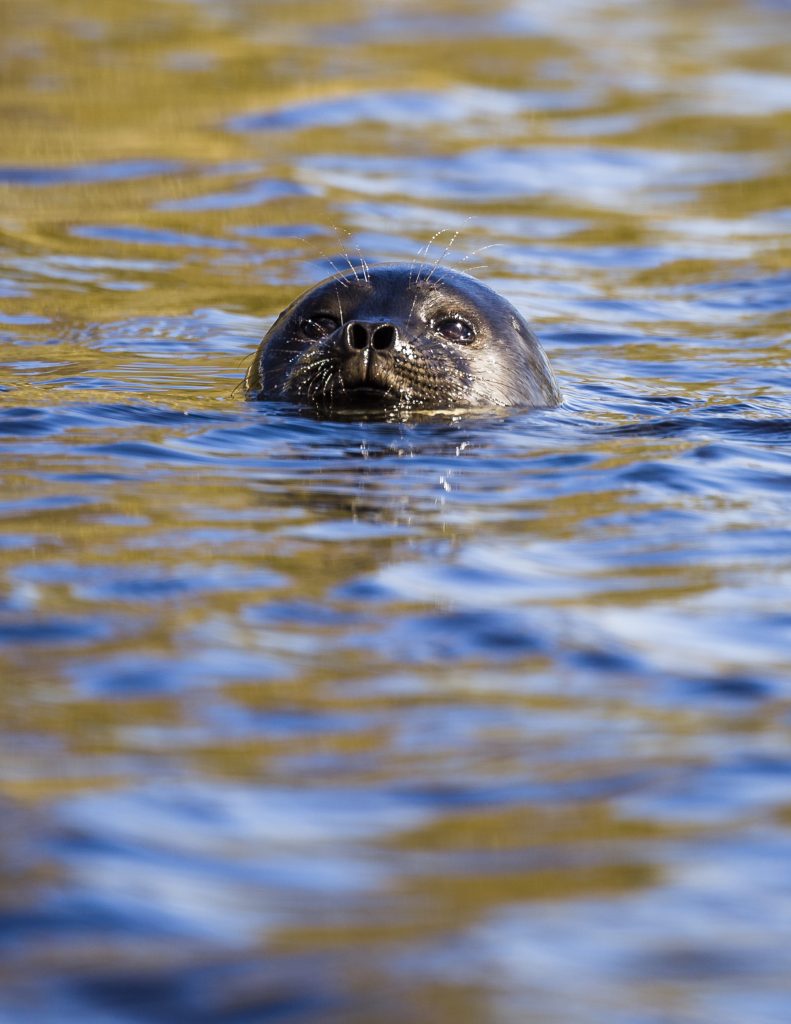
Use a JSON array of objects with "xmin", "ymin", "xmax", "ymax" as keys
[{"xmin": 1, "ymin": 0, "xmax": 791, "ymax": 1020}]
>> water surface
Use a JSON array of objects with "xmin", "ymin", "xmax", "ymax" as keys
[{"xmin": 1, "ymin": 1, "xmax": 790, "ymax": 1021}]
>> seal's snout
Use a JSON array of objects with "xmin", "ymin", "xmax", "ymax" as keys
[
  {"xmin": 340, "ymin": 319, "xmax": 399, "ymax": 395},
  {"xmin": 344, "ymin": 321, "xmax": 397, "ymax": 352}
]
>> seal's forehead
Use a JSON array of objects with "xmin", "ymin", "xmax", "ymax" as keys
[
  {"xmin": 293, "ymin": 262, "xmax": 497, "ymax": 317},
  {"xmin": 370, "ymin": 264, "xmax": 497, "ymax": 307}
]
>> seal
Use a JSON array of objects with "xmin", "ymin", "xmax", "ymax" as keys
[{"xmin": 245, "ymin": 262, "xmax": 560, "ymax": 416}]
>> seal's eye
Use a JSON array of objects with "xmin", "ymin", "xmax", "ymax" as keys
[
  {"xmin": 433, "ymin": 316, "xmax": 475, "ymax": 343},
  {"xmin": 300, "ymin": 315, "xmax": 339, "ymax": 340}
]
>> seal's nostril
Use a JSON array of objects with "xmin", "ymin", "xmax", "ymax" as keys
[
  {"xmin": 348, "ymin": 323, "xmax": 369, "ymax": 350},
  {"xmin": 372, "ymin": 324, "xmax": 396, "ymax": 350},
  {"xmin": 346, "ymin": 322, "xmax": 396, "ymax": 351}
]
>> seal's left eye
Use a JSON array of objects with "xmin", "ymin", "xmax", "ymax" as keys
[
  {"xmin": 300, "ymin": 315, "xmax": 339, "ymax": 340},
  {"xmin": 434, "ymin": 316, "xmax": 475, "ymax": 343}
]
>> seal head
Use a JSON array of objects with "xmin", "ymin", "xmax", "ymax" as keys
[{"xmin": 245, "ymin": 262, "xmax": 560, "ymax": 416}]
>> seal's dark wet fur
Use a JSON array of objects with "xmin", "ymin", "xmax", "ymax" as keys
[{"xmin": 245, "ymin": 262, "xmax": 560, "ymax": 417}]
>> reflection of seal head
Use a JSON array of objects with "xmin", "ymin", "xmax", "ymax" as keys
[{"xmin": 245, "ymin": 263, "xmax": 560, "ymax": 416}]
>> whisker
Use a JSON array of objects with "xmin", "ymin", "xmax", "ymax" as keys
[
  {"xmin": 424, "ymin": 229, "xmax": 460, "ymax": 285},
  {"xmin": 293, "ymin": 233, "xmax": 350, "ymax": 288},
  {"xmin": 460, "ymin": 243, "xmax": 502, "ymax": 264},
  {"xmin": 330, "ymin": 224, "xmax": 361, "ymax": 282},
  {"xmin": 412, "ymin": 229, "xmax": 449, "ymax": 284},
  {"xmin": 326, "ymin": 259, "xmax": 351, "ymax": 284},
  {"xmin": 235, "ymin": 350, "xmax": 258, "ymax": 370},
  {"xmin": 350, "ymin": 231, "xmax": 370, "ymax": 283}
]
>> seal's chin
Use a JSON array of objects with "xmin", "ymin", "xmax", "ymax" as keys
[{"xmin": 335, "ymin": 381, "xmax": 403, "ymax": 412}]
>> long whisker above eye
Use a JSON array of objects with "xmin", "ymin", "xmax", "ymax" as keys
[
  {"xmin": 412, "ymin": 229, "xmax": 448, "ymax": 285},
  {"xmin": 330, "ymin": 224, "xmax": 361, "ymax": 283},
  {"xmin": 460, "ymin": 242, "xmax": 502, "ymax": 265},
  {"xmin": 293, "ymin": 233, "xmax": 351, "ymax": 288},
  {"xmin": 350, "ymin": 233, "xmax": 370, "ymax": 283},
  {"xmin": 326, "ymin": 259, "xmax": 350, "ymax": 285},
  {"xmin": 423, "ymin": 229, "xmax": 460, "ymax": 285}
]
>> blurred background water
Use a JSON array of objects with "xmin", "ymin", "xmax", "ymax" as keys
[{"xmin": 1, "ymin": 0, "xmax": 790, "ymax": 1021}]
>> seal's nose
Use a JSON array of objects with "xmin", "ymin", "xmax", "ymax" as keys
[{"xmin": 345, "ymin": 321, "xmax": 397, "ymax": 352}]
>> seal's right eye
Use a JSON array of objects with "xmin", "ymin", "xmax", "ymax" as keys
[
  {"xmin": 300, "ymin": 315, "xmax": 339, "ymax": 340},
  {"xmin": 433, "ymin": 316, "xmax": 476, "ymax": 343}
]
